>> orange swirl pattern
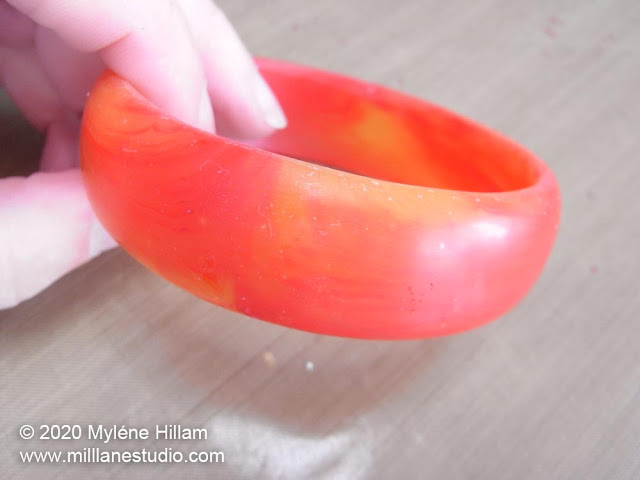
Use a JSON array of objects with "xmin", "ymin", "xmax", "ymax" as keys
[{"xmin": 80, "ymin": 58, "xmax": 561, "ymax": 339}]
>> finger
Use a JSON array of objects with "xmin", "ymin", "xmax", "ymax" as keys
[
  {"xmin": 0, "ymin": 43, "xmax": 78, "ymax": 171},
  {"xmin": 176, "ymin": 0, "xmax": 287, "ymax": 139},
  {"xmin": 0, "ymin": 0, "xmax": 35, "ymax": 47},
  {"xmin": 34, "ymin": 26, "xmax": 104, "ymax": 112},
  {"xmin": 8, "ymin": 0, "xmax": 215, "ymax": 132},
  {"xmin": 39, "ymin": 112, "xmax": 80, "ymax": 171},
  {"xmin": 0, "ymin": 170, "xmax": 116, "ymax": 309},
  {"xmin": 0, "ymin": 43, "xmax": 63, "ymax": 130}
]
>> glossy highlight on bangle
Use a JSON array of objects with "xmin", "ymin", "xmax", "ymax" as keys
[{"xmin": 80, "ymin": 58, "xmax": 561, "ymax": 339}]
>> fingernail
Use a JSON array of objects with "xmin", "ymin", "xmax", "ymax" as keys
[
  {"xmin": 197, "ymin": 86, "xmax": 215, "ymax": 133},
  {"xmin": 253, "ymin": 73, "xmax": 287, "ymax": 130}
]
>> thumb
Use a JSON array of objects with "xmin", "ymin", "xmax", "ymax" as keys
[{"xmin": 0, "ymin": 169, "xmax": 116, "ymax": 309}]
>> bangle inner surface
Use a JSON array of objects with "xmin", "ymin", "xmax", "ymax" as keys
[{"xmin": 252, "ymin": 62, "xmax": 540, "ymax": 194}]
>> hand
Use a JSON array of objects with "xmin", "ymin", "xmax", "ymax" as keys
[{"xmin": 0, "ymin": 0, "xmax": 287, "ymax": 309}]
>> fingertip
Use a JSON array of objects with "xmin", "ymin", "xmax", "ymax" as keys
[
  {"xmin": 174, "ymin": 0, "xmax": 287, "ymax": 140},
  {"xmin": 252, "ymin": 72, "xmax": 287, "ymax": 131},
  {"xmin": 197, "ymin": 84, "xmax": 215, "ymax": 133},
  {"xmin": 214, "ymin": 70, "xmax": 287, "ymax": 140}
]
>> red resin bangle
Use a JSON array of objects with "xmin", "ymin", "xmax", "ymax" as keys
[{"xmin": 80, "ymin": 58, "xmax": 561, "ymax": 339}]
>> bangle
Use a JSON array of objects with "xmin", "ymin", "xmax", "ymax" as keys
[{"xmin": 80, "ymin": 58, "xmax": 561, "ymax": 339}]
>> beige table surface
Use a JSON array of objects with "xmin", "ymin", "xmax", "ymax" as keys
[{"xmin": 1, "ymin": 0, "xmax": 639, "ymax": 478}]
